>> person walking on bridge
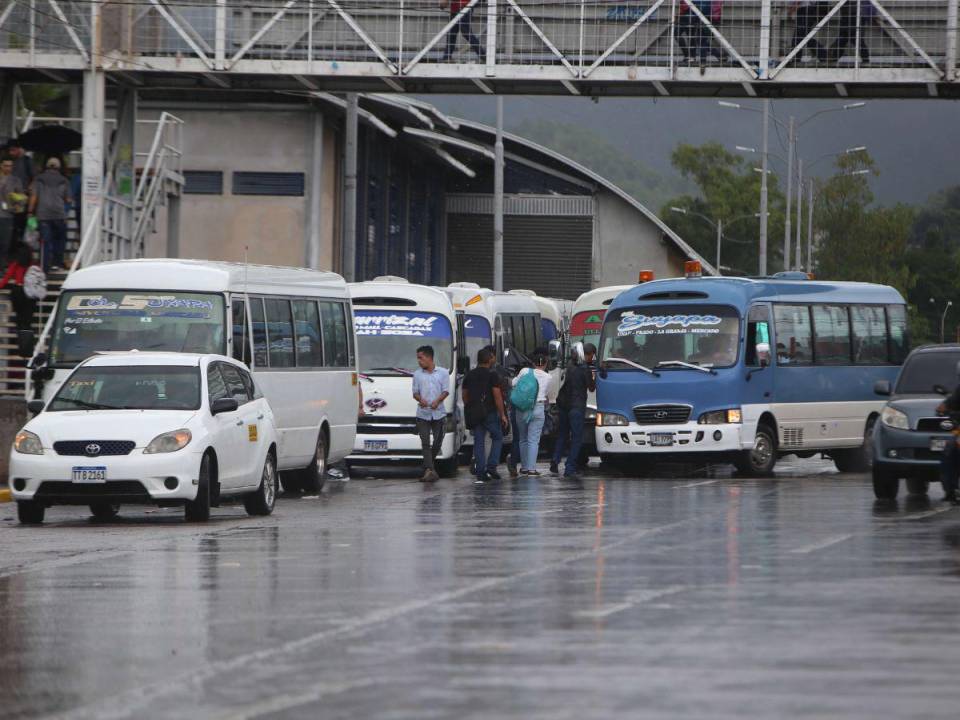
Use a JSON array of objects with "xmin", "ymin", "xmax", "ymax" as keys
[{"xmin": 441, "ymin": 0, "xmax": 482, "ymax": 62}]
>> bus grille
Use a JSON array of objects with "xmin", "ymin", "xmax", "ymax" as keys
[{"xmin": 633, "ymin": 405, "xmax": 690, "ymax": 425}]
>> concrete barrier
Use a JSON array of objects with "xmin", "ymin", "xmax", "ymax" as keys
[{"xmin": 0, "ymin": 398, "xmax": 26, "ymax": 486}]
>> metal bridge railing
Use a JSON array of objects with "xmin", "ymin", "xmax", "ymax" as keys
[{"xmin": 0, "ymin": 1, "xmax": 956, "ymax": 81}]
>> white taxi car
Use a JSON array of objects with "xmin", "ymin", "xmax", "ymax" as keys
[{"xmin": 10, "ymin": 352, "xmax": 279, "ymax": 524}]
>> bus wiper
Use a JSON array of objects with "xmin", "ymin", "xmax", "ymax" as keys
[
  {"xmin": 366, "ymin": 367, "xmax": 415, "ymax": 377},
  {"xmin": 604, "ymin": 358, "xmax": 659, "ymax": 376},
  {"xmin": 655, "ymin": 360, "xmax": 717, "ymax": 376}
]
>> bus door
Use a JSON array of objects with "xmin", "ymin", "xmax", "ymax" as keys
[{"xmin": 743, "ymin": 304, "xmax": 774, "ymax": 419}]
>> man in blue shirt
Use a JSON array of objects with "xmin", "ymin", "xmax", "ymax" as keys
[{"xmin": 412, "ymin": 345, "xmax": 450, "ymax": 482}]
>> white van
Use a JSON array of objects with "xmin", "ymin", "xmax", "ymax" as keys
[
  {"xmin": 29, "ymin": 259, "xmax": 358, "ymax": 492},
  {"xmin": 508, "ymin": 289, "xmax": 571, "ymax": 401},
  {"xmin": 568, "ymin": 285, "xmax": 633, "ymax": 461},
  {"xmin": 347, "ymin": 277, "xmax": 463, "ymax": 475}
]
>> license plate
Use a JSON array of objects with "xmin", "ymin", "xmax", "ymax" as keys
[
  {"xmin": 364, "ymin": 440, "xmax": 388, "ymax": 453},
  {"xmin": 649, "ymin": 433, "xmax": 674, "ymax": 447},
  {"xmin": 72, "ymin": 466, "xmax": 107, "ymax": 483},
  {"xmin": 930, "ymin": 438, "xmax": 948, "ymax": 452}
]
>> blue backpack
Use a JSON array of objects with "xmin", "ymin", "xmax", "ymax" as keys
[{"xmin": 511, "ymin": 369, "xmax": 539, "ymax": 414}]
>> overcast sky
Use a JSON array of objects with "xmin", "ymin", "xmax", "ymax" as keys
[{"xmin": 428, "ymin": 95, "xmax": 959, "ymax": 207}]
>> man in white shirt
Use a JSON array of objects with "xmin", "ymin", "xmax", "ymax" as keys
[{"xmin": 412, "ymin": 345, "xmax": 450, "ymax": 482}]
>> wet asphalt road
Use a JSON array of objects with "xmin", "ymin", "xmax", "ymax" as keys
[{"xmin": 3, "ymin": 459, "xmax": 960, "ymax": 720}]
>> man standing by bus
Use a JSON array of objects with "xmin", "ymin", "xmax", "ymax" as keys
[
  {"xmin": 413, "ymin": 345, "xmax": 450, "ymax": 483},
  {"xmin": 551, "ymin": 342, "xmax": 596, "ymax": 480}
]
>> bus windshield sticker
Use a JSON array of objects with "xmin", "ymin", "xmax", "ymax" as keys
[
  {"xmin": 65, "ymin": 294, "xmax": 215, "ymax": 320},
  {"xmin": 617, "ymin": 312, "xmax": 723, "ymax": 336},
  {"xmin": 355, "ymin": 311, "xmax": 451, "ymax": 338}
]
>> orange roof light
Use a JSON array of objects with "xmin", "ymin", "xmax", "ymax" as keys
[
  {"xmin": 465, "ymin": 294, "xmax": 483, "ymax": 307},
  {"xmin": 638, "ymin": 270, "xmax": 655, "ymax": 283},
  {"xmin": 684, "ymin": 260, "xmax": 703, "ymax": 279}
]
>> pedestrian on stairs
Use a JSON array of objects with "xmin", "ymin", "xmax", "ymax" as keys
[
  {"xmin": 5, "ymin": 140, "xmax": 33, "ymax": 245},
  {"xmin": 0, "ymin": 243, "xmax": 40, "ymax": 357},
  {"xmin": 28, "ymin": 157, "xmax": 72, "ymax": 273},
  {"xmin": 0, "ymin": 157, "xmax": 25, "ymax": 268}
]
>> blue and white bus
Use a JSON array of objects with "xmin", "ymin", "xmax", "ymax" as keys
[{"xmin": 594, "ymin": 270, "xmax": 908, "ymax": 476}]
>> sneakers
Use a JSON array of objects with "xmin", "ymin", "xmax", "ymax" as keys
[
  {"xmin": 420, "ymin": 469, "xmax": 439, "ymax": 483},
  {"xmin": 563, "ymin": 472, "xmax": 581, "ymax": 481},
  {"xmin": 549, "ymin": 462, "xmax": 559, "ymax": 475},
  {"xmin": 486, "ymin": 469, "xmax": 502, "ymax": 481}
]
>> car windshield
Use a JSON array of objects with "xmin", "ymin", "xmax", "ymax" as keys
[
  {"xmin": 354, "ymin": 310, "xmax": 454, "ymax": 375},
  {"xmin": 48, "ymin": 365, "xmax": 202, "ymax": 411},
  {"xmin": 50, "ymin": 291, "xmax": 226, "ymax": 367},
  {"xmin": 599, "ymin": 304, "xmax": 741, "ymax": 369},
  {"xmin": 896, "ymin": 352, "xmax": 960, "ymax": 395}
]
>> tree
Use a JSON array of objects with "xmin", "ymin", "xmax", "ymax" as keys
[{"xmin": 662, "ymin": 142, "xmax": 786, "ymax": 275}]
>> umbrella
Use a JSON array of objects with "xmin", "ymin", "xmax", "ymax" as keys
[{"xmin": 16, "ymin": 124, "xmax": 82, "ymax": 155}]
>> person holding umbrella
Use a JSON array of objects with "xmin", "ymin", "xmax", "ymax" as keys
[{"xmin": 28, "ymin": 157, "xmax": 72, "ymax": 272}]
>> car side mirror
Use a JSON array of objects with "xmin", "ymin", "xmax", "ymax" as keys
[
  {"xmin": 756, "ymin": 342, "xmax": 771, "ymax": 368},
  {"xmin": 874, "ymin": 380, "xmax": 892, "ymax": 397},
  {"xmin": 211, "ymin": 397, "xmax": 239, "ymax": 415},
  {"xmin": 27, "ymin": 399, "xmax": 45, "ymax": 415},
  {"xmin": 31, "ymin": 366, "xmax": 54, "ymax": 382}
]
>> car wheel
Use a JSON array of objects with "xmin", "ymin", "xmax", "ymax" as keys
[
  {"xmin": 89, "ymin": 503, "xmax": 120, "ymax": 521},
  {"xmin": 244, "ymin": 452, "xmax": 277, "ymax": 516},
  {"xmin": 872, "ymin": 463, "xmax": 899, "ymax": 500},
  {"xmin": 736, "ymin": 424, "xmax": 777, "ymax": 477},
  {"xmin": 185, "ymin": 453, "xmax": 212, "ymax": 522},
  {"xmin": 905, "ymin": 477, "xmax": 930, "ymax": 496},
  {"xmin": 299, "ymin": 431, "xmax": 327, "ymax": 494},
  {"xmin": 17, "ymin": 500, "xmax": 44, "ymax": 525}
]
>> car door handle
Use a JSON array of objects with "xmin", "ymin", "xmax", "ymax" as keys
[
  {"xmin": 236, "ymin": 419, "xmax": 244, "ymax": 426},
  {"xmin": 257, "ymin": 413, "xmax": 264, "ymax": 420}
]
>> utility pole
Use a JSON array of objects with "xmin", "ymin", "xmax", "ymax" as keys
[
  {"xmin": 758, "ymin": 99, "xmax": 769, "ymax": 276},
  {"xmin": 716, "ymin": 218, "xmax": 722, "ymax": 276},
  {"xmin": 806, "ymin": 179, "xmax": 814, "ymax": 271},
  {"xmin": 784, "ymin": 116, "xmax": 794, "ymax": 271},
  {"xmin": 493, "ymin": 96, "xmax": 504, "ymax": 291},
  {"xmin": 342, "ymin": 93, "xmax": 358, "ymax": 282},
  {"xmin": 795, "ymin": 157, "xmax": 803, "ymax": 270}
]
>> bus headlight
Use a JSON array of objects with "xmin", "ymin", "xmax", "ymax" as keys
[
  {"xmin": 597, "ymin": 412, "xmax": 629, "ymax": 427},
  {"xmin": 698, "ymin": 409, "xmax": 742, "ymax": 425},
  {"xmin": 880, "ymin": 406, "xmax": 909, "ymax": 430},
  {"xmin": 144, "ymin": 429, "xmax": 192, "ymax": 454},
  {"xmin": 14, "ymin": 430, "xmax": 43, "ymax": 455}
]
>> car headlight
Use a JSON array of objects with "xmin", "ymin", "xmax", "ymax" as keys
[
  {"xmin": 597, "ymin": 412, "xmax": 629, "ymax": 427},
  {"xmin": 144, "ymin": 429, "xmax": 192, "ymax": 454},
  {"xmin": 698, "ymin": 409, "xmax": 743, "ymax": 425},
  {"xmin": 880, "ymin": 406, "xmax": 910, "ymax": 430},
  {"xmin": 14, "ymin": 430, "xmax": 43, "ymax": 455}
]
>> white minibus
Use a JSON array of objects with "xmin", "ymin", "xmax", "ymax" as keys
[
  {"xmin": 29, "ymin": 259, "xmax": 358, "ymax": 492},
  {"xmin": 347, "ymin": 277, "xmax": 463, "ymax": 475}
]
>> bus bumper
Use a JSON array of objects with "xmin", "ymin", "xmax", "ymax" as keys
[
  {"xmin": 347, "ymin": 430, "xmax": 458, "ymax": 464},
  {"xmin": 595, "ymin": 421, "xmax": 751, "ymax": 456}
]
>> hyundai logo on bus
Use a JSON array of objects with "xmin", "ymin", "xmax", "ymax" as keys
[
  {"xmin": 654, "ymin": 410, "xmax": 668, "ymax": 420},
  {"xmin": 617, "ymin": 312, "xmax": 722, "ymax": 335}
]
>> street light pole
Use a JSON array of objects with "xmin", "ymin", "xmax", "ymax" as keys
[
  {"xmin": 716, "ymin": 218, "xmax": 723, "ymax": 274},
  {"xmin": 942, "ymin": 301, "xmax": 953, "ymax": 344},
  {"xmin": 784, "ymin": 116, "xmax": 795, "ymax": 271},
  {"xmin": 795, "ymin": 157, "xmax": 804, "ymax": 270},
  {"xmin": 759, "ymin": 99, "xmax": 769, "ymax": 276},
  {"xmin": 806, "ymin": 179, "xmax": 814, "ymax": 271}
]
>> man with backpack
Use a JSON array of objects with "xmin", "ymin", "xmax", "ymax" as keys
[
  {"xmin": 511, "ymin": 350, "xmax": 553, "ymax": 476},
  {"xmin": 462, "ymin": 346, "xmax": 507, "ymax": 483},
  {"xmin": 551, "ymin": 343, "xmax": 596, "ymax": 481}
]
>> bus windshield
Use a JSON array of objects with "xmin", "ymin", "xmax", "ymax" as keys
[
  {"xmin": 600, "ymin": 305, "xmax": 741, "ymax": 369},
  {"xmin": 569, "ymin": 309, "xmax": 606, "ymax": 348},
  {"xmin": 355, "ymin": 310, "xmax": 453, "ymax": 375},
  {"xmin": 463, "ymin": 314, "xmax": 492, "ymax": 367},
  {"xmin": 50, "ymin": 291, "xmax": 226, "ymax": 367}
]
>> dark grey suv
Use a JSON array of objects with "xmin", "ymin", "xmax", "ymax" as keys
[{"xmin": 871, "ymin": 344, "xmax": 960, "ymax": 500}]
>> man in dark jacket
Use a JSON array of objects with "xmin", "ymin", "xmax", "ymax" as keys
[
  {"xmin": 937, "ymin": 363, "xmax": 960, "ymax": 504},
  {"xmin": 551, "ymin": 343, "xmax": 596, "ymax": 480}
]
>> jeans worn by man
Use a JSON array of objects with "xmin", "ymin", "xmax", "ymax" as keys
[
  {"xmin": 507, "ymin": 405, "xmax": 521, "ymax": 477},
  {"xmin": 39, "ymin": 219, "xmax": 67, "ymax": 271},
  {"xmin": 472, "ymin": 412, "xmax": 503, "ymax": 482},
  {"xmin": 552, "ymin": 406, "xmax": 586, "ymax": 478},
  {"xmin": 941, "ymin": 437, "xmax": 960, "ymax": 502}
]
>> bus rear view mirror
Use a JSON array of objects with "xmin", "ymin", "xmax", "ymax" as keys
[
  {"xmin": 756, "ymin": 342, "xmax": 771, "ymax": 368},
  {"xmin": 874, "ymin": 380, "xmax": 892, "ymax": 397}
]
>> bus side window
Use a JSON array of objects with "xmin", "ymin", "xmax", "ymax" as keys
[
  {"xmin": 320, "ymin": 301, "xmax": 350, "ymax": 368},
  {"xmin": 887, "ymin": 305, "xmax": 908, "ymax": 364},
  {"xmin": 746, "ymin": 305, "xmax": 771, "ymax": 367},
  {"xmin": 525, "ymin": 315, "xmax": 538, "ymax": 355},
  {"xmin": 250, "ymin": 298, "xmax": 268, "ymax": 369},
  {"xmin": 231, "ymin": 299, "xmax": 251, "ymax": 366}
]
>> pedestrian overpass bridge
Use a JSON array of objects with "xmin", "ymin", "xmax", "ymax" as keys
[{"xmin": 1, "ymin": 0, "xmax": 957, "ymax": 99}]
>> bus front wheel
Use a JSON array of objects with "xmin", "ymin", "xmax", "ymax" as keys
[{"xmin": 735, "ymin": 425, "xmax": 777, "ymax": 477}]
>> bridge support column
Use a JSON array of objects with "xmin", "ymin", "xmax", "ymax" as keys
[
  {"xmin": 947, "ymin": 0, "xmax": 958, "ymax": 81},
  {"xmin": 304, "ymin": 109, "xmax": 324, "ymax": 270},
  {"xmin": 81, "ymin": 68, "xmax": 105, "ymax": 263}
]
